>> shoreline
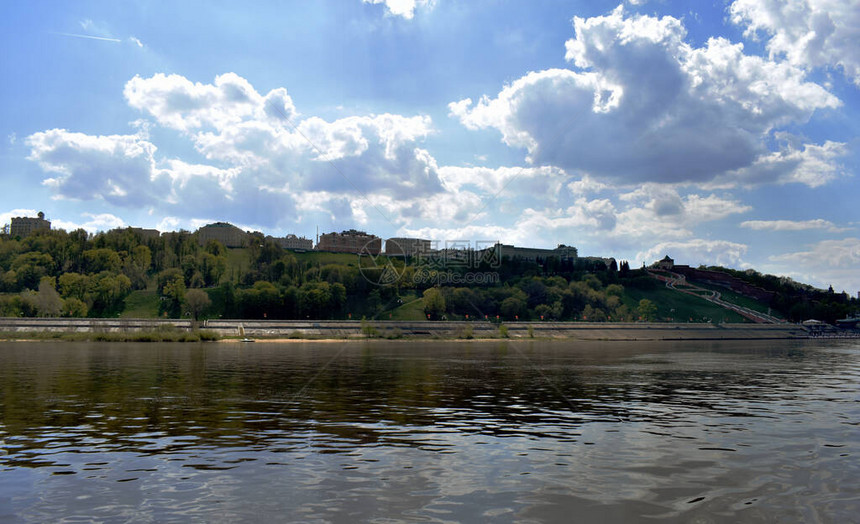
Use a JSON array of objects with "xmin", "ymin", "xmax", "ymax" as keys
[{"xmin": 1, "ymin": 317, "xmax": 853, "ymax": 342}]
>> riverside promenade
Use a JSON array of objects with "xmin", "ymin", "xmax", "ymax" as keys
[{"xmin": 0, "ymin": 318, "xmax": 815, "ymax": 340}]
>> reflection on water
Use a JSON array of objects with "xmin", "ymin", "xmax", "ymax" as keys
[{"xmin": 1, "ymin": 340, "xmax": 858, "ymax": 522}]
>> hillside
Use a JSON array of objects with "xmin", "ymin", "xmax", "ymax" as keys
[{"xmin": 1, "ymin": 228, "xmax": 856, "ymax": 323}]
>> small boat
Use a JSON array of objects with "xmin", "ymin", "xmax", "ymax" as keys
[{"xmin": 241, "ymin": 338, "xmax": 255, "ymax": 343}]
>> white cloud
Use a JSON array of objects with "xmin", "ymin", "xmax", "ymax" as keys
[
  {"xmin": 156, "ymin": 216, "xmax": 181, "ymax": 232},
  {"xmin": 362, "ymin": 0, "xmax": 435, "ymax": 19},
  {"xmin": 771, "ymin": 237, "xmax": 860, "ymax": 268},
  {"xmin": 568, "ymin": 176, "xmax": 611, "ymax": 197},
  {"xmin": 637, "ymin": 239, "xmax": 749, "ymax": 268},
  {"xmin": 450, "ymin": 6, "xmax": 840, "ymax": 186},
  {"xmin": 128, "ymin": 36, "xmax": 143, "ymax": 48},
  {"xmin": 767, "ymin": 237, "xmax": 860, "ymax": 293},
  {"xmin": 615, "ymin": 187, "xmax": 751, "ymax": 238},
  {"xmin": 741, "ymin": 218, "xmax": 848, "ymax": 232},
  {"xmin": 438, "ymin": 165, "xmax": 567, "ymax": 195},
  {"xmin": 124, "ymin": 72, "xmax": 296, "ymax": 132},
  {"xmin": 28, "ymin": 73, "xmax": 447, "ymax": 228},
  {"xmin": 51, "ymin": 213, "xmax": 126, "ymax": 233},
  {"xmin": 26, "ymin": 129, "xmax": 165, "ymax": 207},
  {"xmin": 730, "ymin": 0, "xmax": 860, "ymax": 86},
  {"xmin": 125, "ymin": 73, "xmax": 441, "ymax": 199},
  {"xmin": 521, "ymin": 199, "xmax": 619, "ymax": 232},
  {"xmin": 718, "ymin": 139, "xmax": 845, "ymax": 187},
  {"xmin": 0, "ymin": 209, "xmax": 40, "ymax": 228}
]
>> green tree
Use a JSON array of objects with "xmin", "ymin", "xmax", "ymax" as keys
[
  {"xmin": 35, "ymin": 277, "xmax": 63, "ymax": 317},
  {"xmin": 500, "ymin": 296, "xmax": 527, "ymax": 320},
  {"xmin": 159, "ymin": 272, "xmax": 186, "ymax": 318},
  {"xmin": 82, "ymin": 248, "xmax": 122, "ymax": 274},
  {"xmin": 299, "ymin": 282, "xmax": 332, "ymax": 319},
  {"xmin": 58, "ymin": 272, "xmax": 90, "ymax": 301},
  {"xmin": 423, "ymin": 288, "xmax": 446, "ymax": 320},
  {"xmin": 62, "ymin": 297, "xmax": 88, "ymax": 318},
  {"xmin": 184, "ymin": 289, "xmax": 212, "ymax": 321},
  {"xmin": 638, "ymin": 299, "xmax": 657, "ymax": 322},
  {"xmin": 89, "ymin": 272, "xmax": 132, "ymax": 316},
  {"xmin": 11, "ymin": 252, "xmax": 54, "ymax": 290},
  {"xmin": 122, "ymin": 245, "xmax": 152, "ymax": 289}
]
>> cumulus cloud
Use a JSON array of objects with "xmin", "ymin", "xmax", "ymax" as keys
[
  {"xmin": 767, "ymin": 237, "xmax": 860, "ymax": 292},
  {"xmin": 124, "ymin": 72, "xmax": 297, "ymax": 132},
  {"xmin": 730, "ymin": 0, "xmax": 860, "ymax": 86},
  {"xmin": 450, "ymin": 6, "xmax": 840, "ymax": 186},
  {"xmin": 741, "ymin": 218, "xmax": 848, "ymax": 232},
  {"xmin": 51, "ymin": 213, "xmax": 126, "ymax": 233},
  {"xmin": 615, "ymin": 186, "xmax": 751, "ymax": 238},
  {"xmin": 637, "ymin": 239, "xmax": 749, "ymax": 268},
  {"xmin": 27, "ymin": 73, "xmax": 448, "ymax": 229},
  {"xmin": 770, "ymin": 237, "xmax": 860, "ymax": 268},
  {"xmin": 124, "ymin": 73, "xmax": 442, "ymax": 199},
  {"xmin": 438, "ymin": 165, "xmax": 568, "ymax": 203},
  {"xmin": 26, "ymin": 129, "xmax": 166, "ymax": 206},
  {"xmin": 362, "ymin": 0, "xmax": 435, "ymax": 19},
  {"xmin": 718, "ymin": 139, "xmax": 845, "ymax": 187}
]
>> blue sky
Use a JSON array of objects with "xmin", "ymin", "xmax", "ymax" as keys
[{"xmin": 1, "ymin": 0, "xmax": 858, "ymax": 293}]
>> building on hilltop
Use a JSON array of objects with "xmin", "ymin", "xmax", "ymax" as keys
[
  {"xmin": 482, "ymin": 243, "xmax": 579, "ymax": 263},
  {"xmin": 385, "ymin": 237, "xmax": 431, "ymax": 257},
  {"xmin": 196, "ymin": 222, "xmax": 249, "ymax": 248},
  {"xmin": 268, "ymin": 234, "xmax": 313, "ymax": 251},
  {"xmin": 652, "ymin": 255, "xmax": 674, "ymax": 270},
  {"xmin": 129, "ymin": 227, "xmax": 160, "ymax": 240},
  {"xmin": 10, "ymin": 212, "xmax": 51, "ymax": 238},
  {"xmin": 316, "ymin": 229, "xmax": 381, "ymax": 254}
]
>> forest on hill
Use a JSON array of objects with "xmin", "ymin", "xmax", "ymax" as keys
[{"xmin": 0, "ymin": 227, "xmax": 856, "ymax": 324}]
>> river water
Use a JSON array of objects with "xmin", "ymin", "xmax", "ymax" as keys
[{"xmin": 0, "ymin": 339, "xmax": 857, "ymax": 522}]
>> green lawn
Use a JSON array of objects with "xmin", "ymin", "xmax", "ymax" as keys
[
  {"xmin": 223, "ymin": 248, "xmax": 251, "ymax": 283},
  {"xmin": 685, "ymin": 280, "xmax": 782, "ymax": 318},
  {"xmin": 388, "ymin": 294, "xmax": 426, "ymax": 320},
  {"xmin": 121, "ymin": 290, "xmax": 160, "ymax": 318},
  {"xmin": 293, "ymin": 251, "xmax": 360, "ymax": 267},
  {"xmin": 625, "ymin": 287, "xmax": 748, "ymax": 323}
]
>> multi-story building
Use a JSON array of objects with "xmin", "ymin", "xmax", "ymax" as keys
[
  {"xmin": 480, "ymin": 243, "xmax": 578, "ymax": 263},
  {"xmin": 316, "ymin": 229, "xmax": 381, "ymax": 254},
  {"xmin": 196, "ymin": 222, "xmax": 249, "ymax": 248},
  {"xmin": 129, "ymin": 227, "xmax": 161, "ymax": 240},
  {"xmin": 10, "ymin": 212, "xmax": 51, "ymax": 238},
  {"xmin": 384, "ymin": 237, "xmax": 431, "ymax": 257},
  {"xmin": 268, "ymin": 234, "xmax": 313, "ymax": 251}
]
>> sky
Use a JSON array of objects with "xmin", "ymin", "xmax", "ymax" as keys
[{"xmin": 1, "ymin": 0, "xmax": 858, "ymax": 293}]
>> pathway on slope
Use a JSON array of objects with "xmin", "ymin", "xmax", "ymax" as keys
[{"xmin": 647, "ymin": 269, "xmax": 783, "ymax": 324}]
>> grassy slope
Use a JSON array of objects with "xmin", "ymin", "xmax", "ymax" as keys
[
  {"xmin": 293, "ymin": 251, "xmax": 359, "ymax": 267},
  {"xmin": 113, "ymin": 249, "xmax": 756, "ymax": 322},
  {"xmin": 684, "ymin": 279, "xmax": 782, "ymax": 318},
  {"xmin": 388, "ymin": 294, "xmax": 426, "ymax": 320},
  {"xmin": 224, "ymin": 248, "xmax": 251, "ymax": 283},
  {"xmin": 121, "ymin": 290, "xmax": 160, "ymax": 318},
  {"xmin": 624, "ymin": 287, "xmax": 748, "ymax": 323}
]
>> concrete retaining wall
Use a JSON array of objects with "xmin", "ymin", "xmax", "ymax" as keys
[{"xmin": 0, "ymin": 318, "xmax": 812, "ymax": 340}]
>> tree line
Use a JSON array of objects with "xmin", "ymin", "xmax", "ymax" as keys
[{"xmin": 2, "ymin": 227, "xmax": 853, "ymax": 323}]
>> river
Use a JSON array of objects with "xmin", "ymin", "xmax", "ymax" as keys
[{"xmin": 1, "ymin": 339, "xmax": 858, "ymax": 522}]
